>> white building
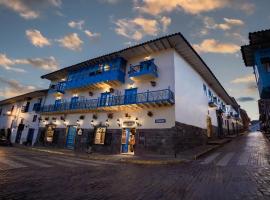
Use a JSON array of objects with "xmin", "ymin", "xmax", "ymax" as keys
[
  {"xmin": 0, "ymin": 90, "xmax": 47, "ymax": 146},
  {"xmin": 36, "ymin": 33, "xmax": 243, "ymax": 155}
]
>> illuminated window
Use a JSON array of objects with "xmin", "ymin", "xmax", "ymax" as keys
[{"xmin": 94, "ymin": 127, "xmax": 106, "ymax": 144}]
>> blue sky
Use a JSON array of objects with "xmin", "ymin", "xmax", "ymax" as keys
[{"xmin": 0, "ymin": 0, "xmax": 269, "ymax": 120}]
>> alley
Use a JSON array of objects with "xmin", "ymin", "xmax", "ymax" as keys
[{"xmin": 0, "ymin": 131, "xmax": 270, "ymax": 200}]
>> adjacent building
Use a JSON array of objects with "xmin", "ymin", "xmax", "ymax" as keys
[
  {"xmin": 0, "ymin": 90, "xmax": 47, "ymax": 146},
  {"xmin": 241, "ymin": 29, "xmax": 270, "ymax": 133},
  {"xmin": 35, "ymin": 33, "xmax": 243, "ymax": 155}
]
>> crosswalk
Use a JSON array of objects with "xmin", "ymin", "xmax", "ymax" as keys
[
  {"xmin": 0, "ymin": 156, "xmax": 118, "ymax": 171},
  {"xmin": 200, "ymin": 152, "xmax": 269, "ymax": 167}
]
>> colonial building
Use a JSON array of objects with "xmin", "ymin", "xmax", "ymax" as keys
[
  {"xmin": 241, "ymin": 29, "xmax": 270, "ymax": 133},
  {"xmin": 36, "ymin": 33, "xmax": 243, "ymax": 155},
  {"xmin": 0, "ymin": 90, "xmax": 47, "ymax": 146}
]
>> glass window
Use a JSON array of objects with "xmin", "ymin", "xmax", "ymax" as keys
[{"xmin": 94, "ymin": 127, "xmax": 107, "ymax": 144}]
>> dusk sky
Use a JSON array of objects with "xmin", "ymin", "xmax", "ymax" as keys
[{"xmin": 0, "ymin": 0, "xmax": 269, "ymax": 120}]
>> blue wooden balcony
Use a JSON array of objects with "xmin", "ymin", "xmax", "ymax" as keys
[
  {"xmin": 63, "ymin": 57, "xmax": 126, "ymax": 91},
  {"xmin": 128, "ymin": 59, "xmax": 158, "ymax": 81},
  {"xmin": 40, "ymin": 89, "xmax": 174, "ymax": 114},
  {"xmin": 255, "ymin": 49, "xmax": 270, "ymax": 98},
  {"xmin": 208, "ymin": 96, "xmax": 218, "ymax": 108},
  {"xmin": 65, "ymin": 69, "xmax": 125, "ymax": 91}
]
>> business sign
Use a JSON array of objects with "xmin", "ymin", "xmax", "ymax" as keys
[
  {"xmin": 123, "ymin": 121, "xmax": 135, "ymax": 127},
  {"xmin": 155, "ymin": 119, "xmax": 166, "ymax": 123}
]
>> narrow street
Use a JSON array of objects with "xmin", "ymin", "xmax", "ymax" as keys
[{"xmin": 1, "ymin": 131, "xmax": 270, "ymax": 200}]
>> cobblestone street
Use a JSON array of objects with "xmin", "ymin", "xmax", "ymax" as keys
[{"xmin": 1, "ymin": 131, "xmax": 270, "ymax": 200}]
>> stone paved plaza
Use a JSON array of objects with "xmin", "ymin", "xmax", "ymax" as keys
[{"xmin": 1, "ymin": 131, "xmax": 270, "ymax": 200}]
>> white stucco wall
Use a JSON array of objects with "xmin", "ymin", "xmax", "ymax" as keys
[
  {"xmin": 0, "ymin": 96, "xmax": 44, "ymax": 146},
  {"xmin": 42, "ymin": 49, "xmax": 176, "ymax": 129},
  {"xmin": 174, "ymin": 51, "xmax": 211, "ymax": 129}
]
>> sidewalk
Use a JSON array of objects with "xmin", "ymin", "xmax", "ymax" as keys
[{"xmin": 17, "ymin": 132, "xmax": 246, "ymax": 165}]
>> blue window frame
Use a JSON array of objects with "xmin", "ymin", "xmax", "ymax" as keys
[
  {"xmin": 70, "ymin": 96, "xmax": 79, "ymax": 109},
  {"xmin": 124, "ymin": 88, "xmax": 137, "ymax": 104}
]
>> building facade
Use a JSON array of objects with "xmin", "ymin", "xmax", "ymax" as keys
[
  {"xmin": 35, "ymin": 33, "xmax": 243, "ymax": 155},
  {"xmin": 241, "ymin": 29, "xmax": 270, "ymax": 133},
  {"xmin": 0, "ymin": 90, "xmax": 47, "ymax": 146}
]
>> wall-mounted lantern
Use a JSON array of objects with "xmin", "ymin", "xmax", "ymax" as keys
[
  {"xmin": 63, "ymin": 121, "xmax": 69, "ymax": 126},
  {"xmin": 125, "ymin": 113, "xmax": 131, "ymax": 118},
  {"xmin": 89, "ymin": 91, "xmax": 93, "ymax": 96},
  {"xmin": 92, "ymin": 114, "xmax": 98, "ymax": 120},
  {"xmin": 117, "ymin": 119, "xmax": 121, "ymax": 127},
  {"xmin": 109, "ymin": 88, "xmax": 114, "ymax": 93},
  {"xmin": 135, "ymin": 117, "xmax": 142, "ymax": 127},
  {"xmin": 90, "ymin": 120, "xmax": 95, "ymax": 127},
  {"xmin": 105, "ymin": 119, "xmax": 109, "ymax": 127},
  {"xmin": 147, "ymin": 111, "xmax": 153, "ymax": 117},
  {"xmin": 150, "ymin": 81, "xmax": 156, "ymax": 87},
  {"xmin": 107, "ymin": 113, "xmax": 113, "ymax": 119}
]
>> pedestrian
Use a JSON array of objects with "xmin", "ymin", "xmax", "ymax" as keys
[{"xmin": 129, "ymin": 134, "xmax": 135, "ymax": 152}]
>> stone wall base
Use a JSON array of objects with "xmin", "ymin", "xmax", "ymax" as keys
[{"xmin": 35, "ymin": 122, "xmax": 208, "ymax": 155}]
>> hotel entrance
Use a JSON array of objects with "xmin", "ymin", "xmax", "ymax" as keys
[{"xmin": 121, "ymin": 128, "xmax": 136, "ymax": 155}]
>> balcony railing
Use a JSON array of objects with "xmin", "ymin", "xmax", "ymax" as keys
[
  {"xmin": 128, "ymin": 59, "xmax": 158, "ymax": 80},
  {"xmin": 65, "ymin": 69, "xmax": 125, "ymax": 90},
  {"xmin": 40, "ymin": 89, "xmax": 174, "ymax": 113}
]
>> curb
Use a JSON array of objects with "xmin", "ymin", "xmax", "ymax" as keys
[{"xmin": 193, "ymin": 145, "xmax": 220, "ymax": 160}]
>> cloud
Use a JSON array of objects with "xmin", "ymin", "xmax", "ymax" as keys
[
  {"xmin": 19, "ymin": 57, "xmax": 58, "ymax": 71},
  {"xmin": 25, "ymin": 29, "xmax": 51, "ymax": 47},
  {"xmin": 57, "ymin": 33, "xmax": 83, "ymax": 51},
  {"xmin": 114, "ymin": 16, "xmax": 170, "ymax": 41},
  {"xmin": 0, "ymin": 0, "xmax": 39, "ymax": 19},
  {"xmin": 0, "ymin": 54, "xmax": 26, "ymax": 72},
  {"xmin": 223, "ymin": 18, "xmax": 244, "ymax": 26},
  {"xmin": 203, "ymin": 16, "xmax": 244, "ymax": 31},
  {"xmin": 0, "ymin": 53, "xmax": 58, "ymax": 72},
  {"xmin": 0, "ymin": 76, "xmax": 37, "ymax": 99},
  {"xmin": 100, "ymin": 0, "xmax": 121, "ymax": 3},
  {"xmin": 238, "ymin": 2, "xmax": 255, "ymax": 15},
  {"xmin": 0, "ymin": 0, "xmax": 62, "ymax": 19},
  {"xmin": 237, "ymin": 96, "xmax": 255, "ymax": 102},
  {"xmin": 134, "ymin": 0, "xmax": 230, "ymax": 15},
  {"xmin": 84, "ymin": 30, "xmax": 101, "ymax": 39},
  {"xmin": 245, "ymin": 82, "xmax": 258, "ymax": 94},
  {"xmin": 68, "ymin": 20, "xmax": 85, "ymax": 30},
  {"xmin": 193, "ymin": 39, "xmax": 239, "ymax": 54},
  {"xmin": 160, "ymin": 16, "xmax": 171, "ymax": 32},
  {"xmin": 231, "ymin": 74, "xmax": 256, "ymax": 84}
]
